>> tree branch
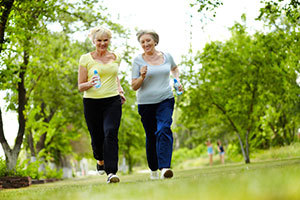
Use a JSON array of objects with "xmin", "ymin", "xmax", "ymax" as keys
[{"xmin": 0, "ymin": 108, "xmax": 12, "ymax": 154}]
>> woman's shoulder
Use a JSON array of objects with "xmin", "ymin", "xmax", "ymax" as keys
[
  {"xmin": 80, "ymin": 53, "xmax": 91, "ymax": 60},
  {"xmin": 79, "ymin": 53, "xmax": 92, "ymax": 65},
  {"xmin": 133, "ymin": 54, "xmax": 144, "ymax": 63},
  {"xmin": 111, "ymin": 52, "xmax": 122, "ymax": 64},
  {"xmin": 162, "ymin": 52, "xmax": 173, "ymax": 59}
]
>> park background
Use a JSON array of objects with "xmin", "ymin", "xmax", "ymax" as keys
[{"xmin": 0, "ymin": 0, "xmax": 299, "ymax": 198}]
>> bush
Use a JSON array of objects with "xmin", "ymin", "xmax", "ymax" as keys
[
  {"xmin": 172, "ymin": 144, "xmax": 207, "ymax": 166},
  {"xmin": 0, "ymin": 156, "xmax": 62, "ymax": 179}
]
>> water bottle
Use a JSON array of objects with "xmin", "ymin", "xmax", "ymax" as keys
[
  {"xmin": 93, "ymin": 70, "xmax": 101, "ymax": 88},
  {"xmin": 174, "ymin": 78, "xmax": 182, "ymax": 95}
]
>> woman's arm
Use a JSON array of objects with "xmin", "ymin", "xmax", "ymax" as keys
[
  {"xmin": 78, "ymin": 65, "xmax": 95, "ymax": 92},
  {"xmin": 131, "ymin": 66, "xmax": 147, "ymax": 91},
  {"xmin": 117, "ymin": 76, "xmax": 124, "ymax": 94},
  {"xmin": 171, "ymin": 66, "xmax": 180, "ymax": 80},
  {"xmin": 117, "ymin": 76, "xmax": 126, "ymax": 104},
  {"xmin": 131, "ymin": 76, "xmax": 145, "ymax": 91}
]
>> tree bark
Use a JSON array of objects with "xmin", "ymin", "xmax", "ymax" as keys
[
  {"xmin": 0, "ymin": 49, "xmax": 28, "ymax": 171},
  {"xmin": 27, "ymin": 130, "xmax": 36, "ymax": 157},
  {"xmin": 0, "ymin": 0, "xmax": 15, "ymax": 53},
  {"xmin": 236, "ymin": 132, "xmax": 248, "ymax": 163}
]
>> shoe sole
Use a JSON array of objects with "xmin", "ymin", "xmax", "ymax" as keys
[
  {"xmin": 108, "ymin": 177, "xmax": 120, "ymax": 183},
  {"xmin": 163, "ymin": 169, "xmax": 173, "ymax": 178}
]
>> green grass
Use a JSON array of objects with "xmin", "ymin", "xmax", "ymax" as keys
[{"xmin": 1, "ymin": 158, "xmax": 300, "ymax": 200}]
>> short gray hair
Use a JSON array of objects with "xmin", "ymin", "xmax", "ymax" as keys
[{"xmin": 136, "ymin": 30, "xmax": 159, "ymax": 45}]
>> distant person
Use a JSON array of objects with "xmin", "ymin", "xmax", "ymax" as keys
[
  {"xmin": 131, "ymin": 29, "xmax": 183, "ymax": 180},
  {"xmin": 217, "ymin": 140, "xmax": 225, "ymax": 164},
  {"xmin": 206, "ymin": 140, "xmax": 213, "ymax": 166},
  {"xmin": 78, "ymin": 26, "xmax": 126, "ymax": 183}
]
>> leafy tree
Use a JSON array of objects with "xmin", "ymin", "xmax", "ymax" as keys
[
  {"xmin": 179, "ymin": 21, "xmax": 299, "ymax": 163},
  {"xmin": 0, "ymin": 0, "xmax": 129, "ymax": 171},
  {"xmin": 190, "ymin": 0, "xmax": 299, "ymax": 23}
]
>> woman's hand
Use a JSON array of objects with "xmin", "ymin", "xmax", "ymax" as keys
[
  {"xmin": 119, "ymin": 92, "xmax": 126, "ymax": 104},
  {"xmin": 90, "ymin": 75, "xmax": 100, "ymax": 86},
  {"xmin": 140, "ymin": 66, "xmax": 147, "ymax": 79},
  {"xmin": 177, "ymin": 81, "xmax": 183, "ymax": 92}
]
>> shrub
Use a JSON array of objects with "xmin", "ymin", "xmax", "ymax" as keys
[{"xmin": 0, "ymin": 156, "xmax": 62, "ymax": 179}]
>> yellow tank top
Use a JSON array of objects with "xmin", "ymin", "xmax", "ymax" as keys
[{"xmin": 79, "ymin": 53, "xmax": 121, "ymax": 99}]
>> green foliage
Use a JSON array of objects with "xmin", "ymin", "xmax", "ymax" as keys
[
  {"xmin": 225, "ymin": 143, "xmax": 243, "ymax": 162},
  {"xmin": 257, "ymin": 0, "xmax": 300, "ymax": 24},
  {"xmin": 252, "ymin": 142, "xmax": 300, "ymax": 161},
  {"xmin": 118, "ymin": 76, "xmax": 146, "ymax": 172},
  {"xmin": 178, "ymin": 19, "xmax": 300, "ymax": 162},
  {"xmin": 172, "ymin": 144, "xmax": 207, "ymax": 166},
  {"xmin": 0, "ymin": 157, "xmax": 62, "ymax": 179},
  {"xmin": 1, "ymin": 0, "xmax": 135, "ymax": 171},
  {"xmin": 190, "ymin": 0, "xmax": 223, "ymax": 18}
]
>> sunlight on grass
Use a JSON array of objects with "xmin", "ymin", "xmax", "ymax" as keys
[{"xmin": 1, "ymin": 158, "xmax": 299, "ymax": 200}]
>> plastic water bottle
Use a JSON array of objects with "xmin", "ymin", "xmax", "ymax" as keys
[
  {"xmin": 93, "ymin": 70, "xmax": 101, "ymax": 88},
  {"xmin": 174, "ymin": 78, "xmax": 182, "ymax": 95}
]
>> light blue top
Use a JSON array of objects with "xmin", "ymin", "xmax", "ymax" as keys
[
  {"xmin": 132, "ymin": 52, "xmax": 177, "ymax": 104},
  {"xmin": 207, "ymin": 146, "xmax": 213, "ymax": 155}
]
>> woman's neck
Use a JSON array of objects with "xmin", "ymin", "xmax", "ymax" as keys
[
  {"xmin": 95, "ymin": 49, "xmax": 108, "ymax": 57},
  {"xmin": 144, "ymin": 49, "xmax": 157, "ymax": 56}
]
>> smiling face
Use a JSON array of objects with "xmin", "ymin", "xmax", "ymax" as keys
[
  {"xmin": 139, "ymin": 34, "xmax": 156, "ymax": 53},
  {"xmin": 94, "ymin": 33, "xmax": 110, "ymax": 51}
]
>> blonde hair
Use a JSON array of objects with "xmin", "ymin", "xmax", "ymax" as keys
[
  {"xmin": 88, "ymin": 26, "xmax": 112, "ymax": 42},
  {"xmin": 136, "ymin": 29, "xmax": 159, "ymax": 45}
]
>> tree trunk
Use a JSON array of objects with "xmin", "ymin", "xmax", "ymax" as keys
[
  {"xmin": 0, "ymin": 50, "xmax": 28, "ymax": 171},
  {"xmin": 5, "ymin": 151, "xmax": 18, "ymax": 171},
  {"xmin": 245, "ymin": 130, "xmax": 250, "ymax": 164},
  {"xmin": 236, "ymin": 132, "xmax": 250, "ymax": 164},
  {"xmin": 0, "ymin": 0, "xmax": 15, "ymax": 53},
  {"xmin": 27, "ymin": 130, "xmax": 36, "ymax": 158}
]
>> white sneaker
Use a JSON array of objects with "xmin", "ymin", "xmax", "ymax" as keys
[
  {"xmin": 107, "ymin": 173, "xmax": 120, "ymax": 184},
  {"xmin": 160, "ymin": 168, "xmax": 173, "ymax": 179},
  {"xmin": 150, "ymin": 170, "xmax": 159, "ymax": 180}
]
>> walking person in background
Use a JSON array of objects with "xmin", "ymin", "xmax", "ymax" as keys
[
  {"xmin": 217, "ymin": 140, "xmax": 225, "ymax": 164},
  {"xmin": 131, "ymin": 29, "xmax": 183, "ymax": 180},
  {"xmin": 78, "ymin": 26, "xmax": 126, "ymax": 183},
  {"xmin": 206, "ymin": 140, "xmax": 213, "ymax": 166}
]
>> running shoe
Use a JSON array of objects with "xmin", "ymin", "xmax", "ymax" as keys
[
  {"xmin": 161, "ymin": 168, "xmax": 173, "ymax": 179},
  {"xmin": 107, "ymin": 173, "xmax": 120, "ymax": 183},
  {"xmin": 150, "ymin": 170, "xmax": 159, "ymax": 180}
]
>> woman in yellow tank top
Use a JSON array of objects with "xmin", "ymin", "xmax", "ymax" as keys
[{"xmin": 78, "ymin": 26, "xmax": 125, "ymax": 184}]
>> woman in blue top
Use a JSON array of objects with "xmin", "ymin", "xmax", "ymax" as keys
[
  {"xmin": 206, "ymin": 140, "xmax": 213, "ymax": 166},
  {"xmin": 131, "ymin": 29, "xmax": 183, "ymax": 180}
]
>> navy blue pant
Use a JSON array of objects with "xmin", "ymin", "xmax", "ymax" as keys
[
  {"xmin": 83, "ymin": 95, "xmax": 121, "ymax": 175},
  {"xmin": 138, "ymin": 98, "xmax": 175, "ymax": 171}
]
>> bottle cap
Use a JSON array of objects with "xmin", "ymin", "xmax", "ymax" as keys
[
  {"xmin": 94, "ymin": 70, "xmax": 98, "ymax": 74},
  {"xmin": 174, "ymin": 78, "xmax": 178, "ymax": 83}
]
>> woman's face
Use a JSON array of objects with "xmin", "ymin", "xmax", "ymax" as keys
[
  {"xmin": 94, "ymin": 33, "xmax": 110, "ymax": 51},
  {"xmin": 139, "ymin": 34, "xmax": 156, "ymax": 53}
]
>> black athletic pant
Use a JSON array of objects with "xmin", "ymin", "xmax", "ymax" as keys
[{"xmin": 83, "ymin": 95, "xmax": 122, "ymax": 175}]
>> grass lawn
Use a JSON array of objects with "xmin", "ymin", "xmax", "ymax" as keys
[{"xmin": 0, "ymin": 157, "xmax": 299, "ymax": 200}]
